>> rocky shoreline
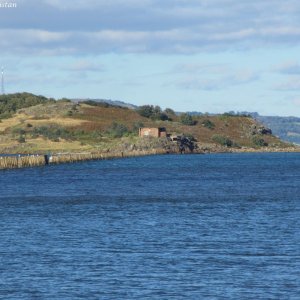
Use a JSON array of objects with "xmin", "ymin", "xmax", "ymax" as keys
[{"xmin": 197, "ymin": 145, "xmax": 300, "ymax": 154}]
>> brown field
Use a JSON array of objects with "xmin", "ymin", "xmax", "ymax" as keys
[
  {"xmin": 72, "ymin": 105, "xmax": 151, "ymax": 131},
  {"xmin": 0, "ymin": 113, "xmax": 85, "ymax": 133}
]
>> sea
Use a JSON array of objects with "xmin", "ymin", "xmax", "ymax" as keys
[{"xmin": 0, "ymin": 153, "xmax": 299, "ymax": 299}]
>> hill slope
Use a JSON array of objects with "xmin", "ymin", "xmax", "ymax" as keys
[{"xmin": 0, "ymin": 93, "xmax": 296, "ymax": 154}]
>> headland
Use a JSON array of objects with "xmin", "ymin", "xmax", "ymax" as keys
[{"xmin": 0, "ymin": 93, "xmax": 299, "ymax": 169}]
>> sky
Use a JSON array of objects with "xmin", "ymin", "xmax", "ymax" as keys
[{"xmin": 1, "ymin": 0, "xmax": 300, "ymax": 116}]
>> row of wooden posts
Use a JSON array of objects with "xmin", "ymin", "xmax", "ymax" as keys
[{"xmin": 0, "ymin": 148, "xmax": 169, "ymax": 170}]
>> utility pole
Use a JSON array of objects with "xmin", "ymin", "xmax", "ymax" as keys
[{"xmin": 1, "ymin": 67, "xmax": 4, "ymax": 95}]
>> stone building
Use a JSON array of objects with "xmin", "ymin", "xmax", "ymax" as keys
[{"xmin": 139, "ymin": 127, "xmax": 167, "ymax": 138}]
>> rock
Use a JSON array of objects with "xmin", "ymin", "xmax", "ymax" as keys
[
  {"xmin": 257, "ymin": 126, "xmax": 272, "ymax": 135},
  {"xmin": 249, "ymin": 124, "xmax": 272, "ymax": 135}
]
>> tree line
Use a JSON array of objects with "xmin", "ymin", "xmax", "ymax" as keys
[{"xmin": 0, "ymin": 92, "xmax": 55, "ymax": 119}]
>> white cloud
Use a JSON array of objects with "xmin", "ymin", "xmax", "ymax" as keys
[
  {"xmin": 0, "ymin": 29, "xmax": 68, "ymax": 44},
  {"xmin": 2, "ymin": 0, "xmax": 300, "ymax": 54}
]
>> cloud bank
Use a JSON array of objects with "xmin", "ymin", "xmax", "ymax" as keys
[{"xmin": 1, "ymin": 0, "xmax": 300, "ymax": 54}]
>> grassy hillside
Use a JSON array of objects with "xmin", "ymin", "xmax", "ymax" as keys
[
  {"xmin": 0, "ymin": 93, "xmax": 295, "ymax": 154},
  {"xmin": 0, "ymin": 92, "xmax": 54, "ymax": 119}
]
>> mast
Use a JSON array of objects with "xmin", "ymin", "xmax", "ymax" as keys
[{"xmin": 1, "ymin": 67, "xmax": 4, "ymax": 95}]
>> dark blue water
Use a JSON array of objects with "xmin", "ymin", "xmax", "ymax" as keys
[{"xmin": 0, "ymin": 153, "xmax": 299, "ymax": 299}]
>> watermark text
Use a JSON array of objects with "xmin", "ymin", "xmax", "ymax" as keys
[{"xmin": 0, "ymin": 2, "xmax": 17, "ymax": 8}]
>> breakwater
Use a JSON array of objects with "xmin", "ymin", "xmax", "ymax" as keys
[
  {"xmin": 0, "ymin": 155, "xmax": 46, "ymax": 169},
  {"xmin": 0, "ymin": 148, "xmax": 169, "ymax": 170},
  {"xmin": 2, "ymin": 146, "xmax": 297, "ymax": 170}
]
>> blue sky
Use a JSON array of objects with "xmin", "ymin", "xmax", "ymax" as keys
[{"xmin": 1, "ymin": 0, "xmax": 300, "ymax": 116}]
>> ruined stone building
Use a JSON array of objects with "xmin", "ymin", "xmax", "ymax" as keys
[{"xmin": 139, "ymin": 127, "xmax": 167, "ymax": 138}]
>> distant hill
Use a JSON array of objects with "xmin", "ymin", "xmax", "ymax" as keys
[
  {"xmin": 251, "ymin": 114, "xmax": 300, "ymax": 145},
  {"xmin": 72, "ymin": 98, "xmax": 137, "ymax": 109}
]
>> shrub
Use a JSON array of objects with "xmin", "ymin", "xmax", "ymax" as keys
[
  {"xmin": 180, "ymin": 113, "xmax": 196, "ymax": 126},
  {"xmin": 82, "ymin": 100, "xmax": 110, "ymax": 108},
  {"xmin": 159, "ymin": 112, "xmax": 169, "ymax": 121},
  {"xmin": 66, "ymin": 110, "xmax": 73, "ymax": 116},
  {"xmin": 0, "ymin": 112, "xmax": 13, "ymax": 119},
  {"xmin": 106, "ymin": 122, "xmax": 129, "ymax": 138},
  {"xmin": 132, "ymin": 121, "xmax": 144, "ymax": 135},
  {"xmin": 12, "ymin": 128, "xmax": 26, "ymax": 135},
  {"xmin": 223, "ymin": 111, "xmax": 236, "ymax": 117},
  {"xmin": 57, "ymin": 98, "xmax": 71, "ymax": 103},
  {"xmin": 18, "ymin": 135, "xmax": 26, "ymax": 143},
  {"xmin": 164, "ymin": 108, "xmax": 176, "ymax": 121},
  {"xmin": 252, "ymin": 136, "xmax": 268, "ymax": 147},
  {"xmin": 82, "ymin": 100, "xmax": 126, "ymax": 109},
  {"xmin": 202, "ymin": 119, "xmax": 215, "ymax": 129},
  {"xmin": 32, "ymin": 125, "xmax": 73, "ymax": 141},
  {"xmin": 212, "ymin": 134, "xmax": 233, "ymax": 147}
]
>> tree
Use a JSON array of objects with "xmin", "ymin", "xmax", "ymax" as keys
[
  {"xmin": 180, "ymin": 113, "xmax": 196, "ymax": 125},
  {"xmin": 136, "ymin": 105, "xmax": 169, "ymax": 121},
  {"xmin": 165, "ymin": 108, "xmax": 175, "ymax": 115},
  {"xmin": 136, "ymin": 105, "xmax": 155, "ymax": 118},
  {"xmin": 0, "ymin": 92, "xmax": 54, "ymax": 119}
]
